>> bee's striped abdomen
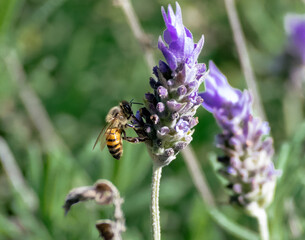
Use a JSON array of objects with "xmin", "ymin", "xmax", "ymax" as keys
[{"xmin": 106, "ymin": 128, "xmax": 123, "ymax": 160}]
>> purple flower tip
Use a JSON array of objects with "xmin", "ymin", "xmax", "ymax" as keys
[
  {"xmin": 285, "ymin": 14, "xmax": 305, "ymax": 64},
  {"xmin": 159, "ymin": 2, "xmax": 204, "ymax": 70},
  {"xmin": 199, "ymin": 61, "xmax": 242, "ymax": 111},
  {"xmin": 199, "ymin": 61, "xmax": 252, "ymax": 128}
]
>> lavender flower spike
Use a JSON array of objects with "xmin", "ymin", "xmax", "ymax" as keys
[
  {"xmin": 134, "ymin": 2, "xmax": 207, "ymax": 167},
  {"xmin": 199, "ymin": 61, "xmax": 280, "ymax": 213},
  {"xmin": 284, "ymin": 13, "xmax": 305, "ymax": 65}
]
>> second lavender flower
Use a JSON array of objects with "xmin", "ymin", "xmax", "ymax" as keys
[{"xmin": 199, "ymin": 61, "xmax": 280, "ymax": 213}]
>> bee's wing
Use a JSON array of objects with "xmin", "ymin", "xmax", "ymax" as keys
[{"xmin": 93, "ymin": 120, "xmax": 116, "ymax": 151}]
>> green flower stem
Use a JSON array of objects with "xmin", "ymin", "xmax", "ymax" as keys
[
  {"xmin": 151, "ymin": 165, "xmax": 162, "ymax": 240},
  {"xmin": 248, "ymin": 203, "xmax": 270, "ymax": 240},
  {"xmin": 223, "ymin": 0, "xmax": 266, "ymax": 120},
  {"xmin": 256, "ymin": 209, "xmax": 269, "ymax": 240}
]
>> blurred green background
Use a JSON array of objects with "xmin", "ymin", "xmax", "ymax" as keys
[{"xmin": 1, "ymin": 0, "xmax": 305, "ymax": 239}]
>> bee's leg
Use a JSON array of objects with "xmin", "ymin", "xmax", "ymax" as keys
[
  {"xmin": 123, "ymin": 136, "xmax": 147, "ymax": 143},
  {"xmin": 125, "ymin": 123, "xmax": 143, "ymax": 130},
  {"xmin": 122, "ymin": 129, "xmax": 127, "ymax": 138},
  {"xmin": 125, "ymin": 123, "xmax": 136, "ymax": 129}
]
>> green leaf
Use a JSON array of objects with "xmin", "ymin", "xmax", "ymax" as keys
[
  {"xmin": 208, "ymin": 208, "xmax": 259, "ymax": 240},
  {"xmin": 26, "ymin": 143, "xmax": 43, "ymax": 192},
  {"xmin": 0, "ymin": 0, "xmax": 19, "ymax": 35},
  {"xmin": 115, "ymin": 142, "xmax": 150, "ymax": 193},
  {"xmin": 0, "ymin": 213, "xmax": 21, "ymax": 239},
  {"xmin": 276, "ymin": 142, "xmax": 290, "ymax": 172}
]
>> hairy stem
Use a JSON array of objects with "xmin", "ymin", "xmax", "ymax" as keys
[
  {"xmin": 151, "ymin": 165, "xmax": 162, "ymax": 240},
  {"xmin": 223, "ymin": 0, "xmax": 266, "ymax": 120}
]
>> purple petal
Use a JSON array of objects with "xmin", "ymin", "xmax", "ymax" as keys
[
  {"xmin": 200, "ymin": 61, "xmax": 244, "ymax": 113},
  {"xmin": 195, "ymin": 96, "xmax": 203, "ymax": 105},
  {"xmin": 227, "ymin": 166, "xmax": 237, "ymax": 175},
  {"xmin": 167, "ymin": 99, "xmax": 182, "ymax": 112},
  {"xmin": 184, "ymin": 27, "xmax": 193, "ymax": 40},
  {"xmin": 175, "ymin": 119, "xmax": 190, "ymax": 135},
  {"xmin": 158, "ymin": 37, "xmax": 178, "ymax": 70},
  {"xmin": 159, "ymin": 126, "xmax": 170, "ymax": 135},
  {"xmin": 177, "ymin": 85, "xmax": 187, "ymax": 96},
  {"xmin": 163, "ymin": 29, "xmax": 172, "ymax": 45},
  {"xmin": 191, "ymin": 35, "xmax": 204, "ymax": 63},
  {"xmin": 188, "ymin": 80, "xmax": 199, "ymax": 91},
  {"xmin": 159, "ymin": 2, "xmax": 201, "ymax": 68},
  {"xmin": 188, "ymin": 92, "xmax": 198, "ymax": 104},
  {"xmin": 195, "ymin": 63, "xmax": 207, "ymax": 80},
  {"xmin": 158, "ymin": 60, "xmax": 171, "ymax": 75}
]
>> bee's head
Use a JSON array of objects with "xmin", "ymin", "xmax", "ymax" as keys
[{"xmin": 120, "ymin": 100, "xmax": 133, "ymax": 118}]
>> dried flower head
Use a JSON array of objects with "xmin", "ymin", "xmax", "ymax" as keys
[
  {"xmin": 63, "ymin": 180, "xmax": 125, "ymax": 239},
  {"xmin": 199, "ymin": 61, "xmax": 280, "ymax": 213},
  {"xmin": 133, "ymin": 2, "xmax": 207, "ymax": 167}
]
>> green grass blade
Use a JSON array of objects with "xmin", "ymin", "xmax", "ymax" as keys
[{"xmin": 209, "ymin": 208, "xmax": 259, "ymax": 240}]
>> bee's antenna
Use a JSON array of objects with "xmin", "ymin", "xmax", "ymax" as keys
[{"xmin": 130, "ymin": 99, "xmax": 143, "ymax": 105}]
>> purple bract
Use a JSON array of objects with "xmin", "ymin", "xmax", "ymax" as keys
[
  {"xmin": 158, "ymin": 2, "xmax": 205, "ymax": 70},
  {"xmin": 199, "ymin": 61, "xmax": 251, "ymax": 133}
]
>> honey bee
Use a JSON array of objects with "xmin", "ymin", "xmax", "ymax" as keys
[{"xmin": 93, "ymin": 100, "xmax": 146, "ymax": 160}]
